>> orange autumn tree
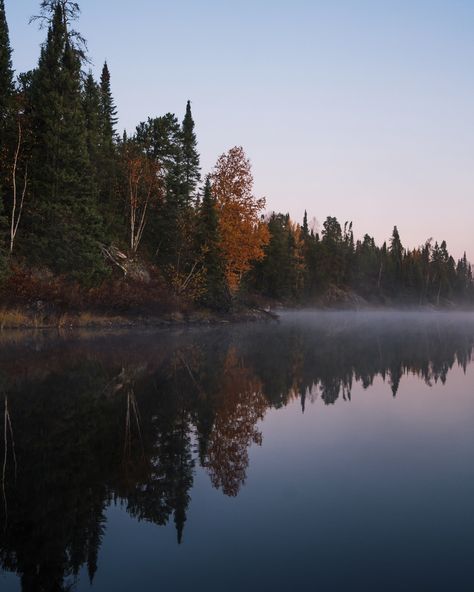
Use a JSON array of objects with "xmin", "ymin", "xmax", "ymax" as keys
[{"xmin": 210, "ymin": 146, "xmax": 269, "ymax": 293}]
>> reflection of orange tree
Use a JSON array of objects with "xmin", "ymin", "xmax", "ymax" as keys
[{"xmin": 203, "ymin": 348, "xmax": 267, "ymax": 497}]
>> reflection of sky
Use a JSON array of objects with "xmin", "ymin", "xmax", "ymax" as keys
[
  {"xmin": 6, "ymin": 0, "xmax": 474, "ymax": 260},
  {"xmin": 262, "ymin": 368, "xmax": 474, "ymax": 470}
]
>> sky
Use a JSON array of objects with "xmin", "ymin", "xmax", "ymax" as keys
[{"xmin": 5, "ymin": 0, "xmax": 474, "ymax": 259}]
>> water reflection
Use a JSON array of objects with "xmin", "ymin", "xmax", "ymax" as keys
[{"xmin": 0, "ymin": 312, "xmax": 473, "ymax": 590}]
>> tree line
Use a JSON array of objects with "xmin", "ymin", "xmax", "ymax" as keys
[
  {"xmin": 250, "ymin": 216, "xmax": 473, "ymax": 305},
  {"xmin": 0, "ymin": 0, "xmax": 472, "ymax": 312}
]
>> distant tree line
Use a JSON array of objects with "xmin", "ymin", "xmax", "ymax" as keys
[
  {"xmin": 249, "ymin": 215, "xmax": 473, "ymax": 305},
  {"xmin": 0, "ymin": 0, "xmax": 471, "ymax": 310}
]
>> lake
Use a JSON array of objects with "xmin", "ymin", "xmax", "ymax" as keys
[{"xmin": 1, "ymin": 311, "xmax": 474, "ymax": 591}]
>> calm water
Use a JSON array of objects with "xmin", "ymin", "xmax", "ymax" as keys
[{"xmin": 1, "ymin": 311, "xmax": 474, "ymax": 591}]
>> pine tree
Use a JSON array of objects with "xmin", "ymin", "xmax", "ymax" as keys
[
  {"xmin": 26, "ymin": 4, "xmax": 106, "ymax": 283},
  {"xmin": 33, "ymin": 1, "xmax": 89, "ymax": 59},
  {"xmin": 181, "ymin": 100, "xmax": 200, "ymax": 203},
  {"xmin": 137, "ymin": 114, "xmax": 189, "ymax": 272}
]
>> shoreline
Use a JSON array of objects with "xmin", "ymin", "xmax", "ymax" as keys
[
  {"xmin": 1, "ymin": 302, "xmax": 473, "ymax": 331},
  {"xmin": 0, "ymin": 306, "xmax": 280, "ymax": 331}
]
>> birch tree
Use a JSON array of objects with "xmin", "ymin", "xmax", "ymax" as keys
[{"xmin": 121, "ymin": 140, "xmax": 161, "ymax": 255}]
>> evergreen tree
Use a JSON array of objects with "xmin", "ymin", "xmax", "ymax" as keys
[
  {"xmin": 419, "ymin": 239, "xmax": 432, "ymax": 303},
  {"xmin": 33, "ymin": 0, "xmax": 88, "ymax": 58},
  {"xmin": 135, "ymin": 113, "xmax": 183, "ymax": 262},
  {"xmin": 341, "ymin": 221, "xmax": 355, "ymax": 285},
  {"xmin": 181, "ymin": 100, "xmax": 200, "ymax": 203},
  {"xmin": 431, "ymin": 240, "xmax": 451, "ymax": 304},
  {"xmin": 83, "ymin": 70, "xmax": 122, "ymax": 245},
  {"xmin": 252, "ymin": 213, "xmax": 302, "ymax": 299},
  {"xmin": 389, "ymin": 226, "xmax": 403, "ymax": 289},
  {"xmin": 320, "ymin": 216, "xmax": 344, "ymax": 286},
  {"xmin": 0, "ymin": 0, "xmax": 13, "ymax": 270},
  {"xmin": 83, "ymin": 72, "xmax": 101, "ymax": 173},
  {"xmin": 135, "ymin": 113, "xmax": 181, "ymax": 170},
  {"xmin": 456, "ymin": 252, "xmax": 472, "ymax": 298},
  {"xmin": 0, "ymin": 0, "xmax": 13, "ymax": 123},
  {"xmin": 353, "ymin": 234, "xmax": 379, "ymax": 296},
  {"xmin": 95, "ymin": 63, "xmax": 120, "ymax": 244},
  {"xmin": 302, "ymin": 231, "xmax": 321, "ymax": 297},
  {"xmin": 145, "ymin": 102, "xmax": 200, "ymax": 278},
  {"xmin": 302, "ymin": 210, "xmax": 308, "ymax": 238},
  {"xmin": 26, "ymin": 4, "xmax": 106, "ymax": 283},
  {"xmin": 99, "ymin": 61, "xmax": 117, "ymax": 151},
  {"xmin": 196, "ymin": 178, "xmax": 229, "ymax": 310},
  {"xmin": 0, "ymin": 0, "xmax": 13, "ymax": 192},
  {"xmin": 136, "ymin": 113, "xmax": 194, "ymax": 277}
]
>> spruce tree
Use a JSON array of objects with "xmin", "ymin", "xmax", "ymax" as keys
[
  {"xmin": 27, "ymin": 4, "xmax": 106, "ymax": 283},
  {"xmin": 251, "ymin": 213, "xmax": 302, "ymax": 299},
  {"xmin": 302, "ymin": 210, "xmax": 308, "ymax": 238},
  {"xmin": 83, "ymin": 70, "xmax": 119, "ymax": 242},
  {"xmin": 96, "ymin": 61, "xmax": 121, "ymax": 242},
  {"xmin": 389, "ymin": 226, "xmax": 403, "ymax": 289},
  {"xmin": 181, "ymin": 100, "xmax": 200, "ymax": 203},
  {"xmin": 99, "ymin": 61, "xmax": 117, "ymax": 151},
  {"xmin": 83, "ymin": 72, "xmax": 101, "ymax": 173},
  {"xmin": 196, "ymin": 178, "xmax": 229, "ymax": 310},
  {"xmin": 0, "ymin": 0, "xmax": 13, "ymax": 191},
  {"xmin": 0, "ymin": 0, "xmax": 13, "ymax": 123},
  {"xmin": 0, "ymin": 0, "xmax": 13, "ymax": 271}
]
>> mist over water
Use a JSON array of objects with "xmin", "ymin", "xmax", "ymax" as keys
[{"xmin": 1, "ymin": 311, "xmax": 474, "ymax": 591}]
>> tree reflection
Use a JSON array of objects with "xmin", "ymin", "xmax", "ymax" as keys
[
  {"xmin": 0, "ymin": 315, "xmax": 473, "ymax": 589},
  {"xmin": 203, "ymin": 347, "xmax": 266, "ymax": 497},
  {"xmin": 2, "ymin": 395, "xmax": 16, "ymax": 532}
]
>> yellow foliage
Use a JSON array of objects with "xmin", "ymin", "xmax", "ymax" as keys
[{"xmin": 211, "ymin": 146, "xmax": 269, "ymax": 293}]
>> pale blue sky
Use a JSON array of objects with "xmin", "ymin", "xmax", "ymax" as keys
[{"xmin": 5, "ymin": 0, "xmax": 474, "ymax": 258}]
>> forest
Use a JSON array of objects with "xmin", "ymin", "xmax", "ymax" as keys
[{"xmin": 0, "ymin": 0, "xmax": 473, "ymax": 321}]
